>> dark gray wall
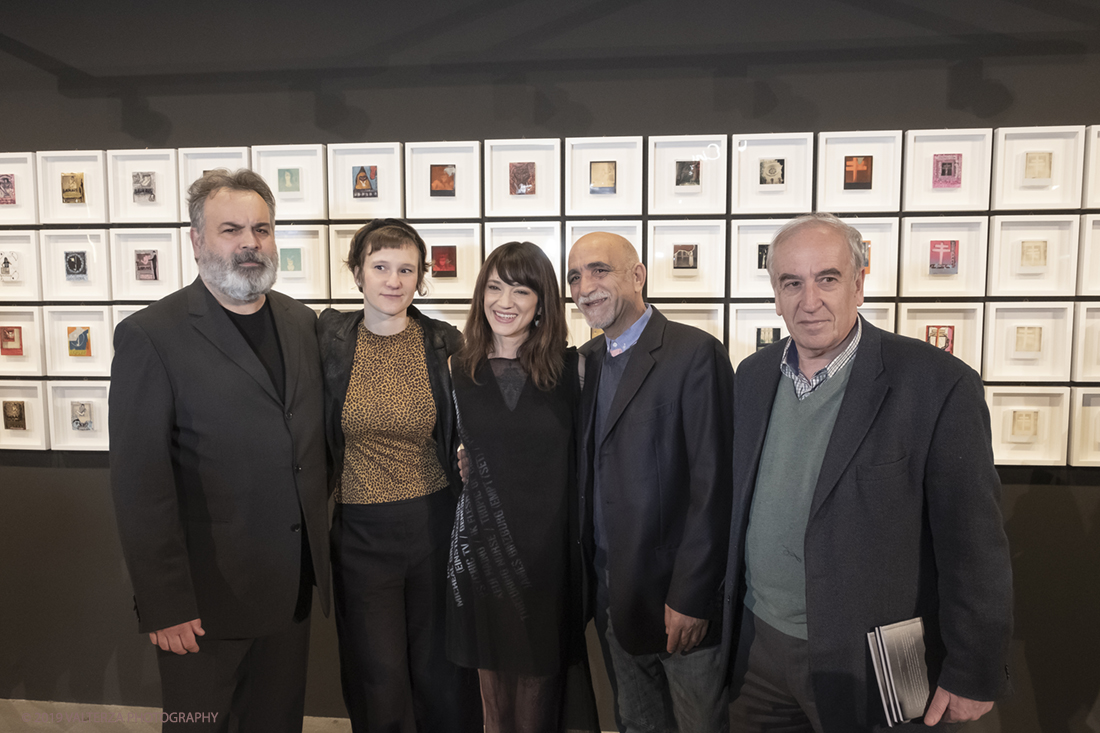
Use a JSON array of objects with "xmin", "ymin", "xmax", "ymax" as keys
[{"xmin": 3, "ymin": 2, "xmax": 1100, "ymax": 730}]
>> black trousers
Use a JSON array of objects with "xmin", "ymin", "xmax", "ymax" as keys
[
  {"xmin": 332, "ymin": 491, "xmax": 480, "ymax": 733},
  {"xmin": 156, "ymin": 615, "xmax": 311, "ymax": 733}
]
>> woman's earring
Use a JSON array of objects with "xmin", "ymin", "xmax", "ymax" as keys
[{"xmin": 534, "ymin": 308, "xmax": 542, "ymax": 327}]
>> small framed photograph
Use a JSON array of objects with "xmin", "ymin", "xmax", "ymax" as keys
[
  {"xmin": 484, "ymin": 221, "xmax": 563, "ymax": 289},
  {"xmin": 840, "ymin": 217, "xmax": 898, "ymax": 297},
  {"xmin": 271, "ymin": 225, "xmax": 329, "ymax": 300},
  {"xmin": 484, "ymin": 138, "xmax": 561, "ymax": 217},
  {"xmin": 898, "ymin": 302, "xmax": 984, "ymax": 374},
  {"xmin": 109, "ymin": 228, "xmax": 182, "ymax": 301},
  {"xmin": 0, "ymin": 230, "xmax": 42, "ymax": 301},
  {"xmin": 731, "ymin": 133, "xmax": 813, "ymax": 214},
  {"xmin": 983, "ymin": 302, "xmax": 1072, "ymax": 382},
  {"xmin": 857, "ymin": 302, "xmax": 896, "ymax": 333},
  {"xmin": 817, "ymin": 131, "xmax": 902, "ymax": 213},
  {"xmin": 660, "ymin": 305, "xmax": 724, "ymax": 343},
  {"xmin": 646, "ymin": 220, "xmax": 726, "ymax": 298},
  {"xmin": 648, "ymin": 135, "xmax": 727, "ymax": 215},
  {"xmin": 992, "ymin": 126, "xmax": 1085, "ymax": 210},
  {"xmin": 0, "ymin": 151, "xmax": 39, "ymax": 225},
  {"xmin": 988, "ymin": 215, "xmax": 1078, "ymax": 296},
  {"xmin": 405, "ymin": 141, "xmax": 480, "ymax": 220},
  {"xmin": 985, "ymin": 386, "xmax": 1069, "ymax": 466},
  {"xmin": 903, "ymin": 129, "xmax": 993, "ymax": 212},
  {"xmin": 40, "ymin": 230, "xmax": 111, "ymax": 301},
  {"xmin": 1085, "ymin": 125, "xmax": 1100, "ymax": 210},
  {"xmin": 1069, "ymin": 387, "xmax": 1100, "ymax": 466},
  {"xmin": 0, "ymin": 380, "xmax": 49, "ymax": 450},
  {"xmin": 565, "ymin": 136, "xmax": 643, "ymax": 216},
  {"xmin": 730, "ymin": 218, "xmax": 792, "ymax": 297},
  {"xmin": 327, "ymin": 142, "xmax": 403, "ymax": 220},
  {"xmin": 177, "ymin": 146, "xmax": 252, "ymax": 221},
  {"xmin": 107, "ymin": 149, "xmax": 180, "ymax": 223},
  {"xmin": 328, "ymin": 224, "xmax": 363, "ymax": 301},
  {"xmin": 47, "ymin": 380, "xmax": 111, "ymax": 451},
  {"xmin": 36, "ymin": 150, "xmax": 108, "ymax": 224},
  {"xmin": 0, "ymin": 306, "xmax": 45, "ymax": 376},
  {"xmin": 410, "ymin": 223, "xmax": 481, "ymax": 299},
  {"xmin": 728, "ymin": 304, "xmax": 787, "ymax": 368},
  {"xmin": 42, "ymin": 305, "xmax": 112, "ymax": 377},
  {"xmin": 252, "ymin": 144, "xmax": 328, "ymax": 220},
  {"xmin": 899, "ymin": 216, "xmax": 988, "ymax": 297}
]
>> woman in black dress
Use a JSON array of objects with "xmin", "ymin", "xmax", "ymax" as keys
[{"xmin": 447, "ymin": 241, "xmax": 595, "ymax": 732}]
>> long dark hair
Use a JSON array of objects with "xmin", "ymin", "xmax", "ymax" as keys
[{"xmin": 458, "ymin": 242, "xmax": 567, "ymax": 391}]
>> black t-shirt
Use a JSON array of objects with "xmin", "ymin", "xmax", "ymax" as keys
[{"xmin": 225, "ymin": 298, "xmax": 285, "ymax": 402}]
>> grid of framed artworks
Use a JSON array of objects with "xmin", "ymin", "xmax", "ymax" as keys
[{"xmin": 2, "ymin": 125, "xmax": 1100, "ymax": 460}]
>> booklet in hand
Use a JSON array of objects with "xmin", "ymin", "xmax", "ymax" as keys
[{"xmin": 867, "ymin": 617, "xmax": 934, "ymax": 727}]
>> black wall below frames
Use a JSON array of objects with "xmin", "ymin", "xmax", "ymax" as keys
[{"xmin": 3, "ymin": 2, "xmax": 1100, "ymax": 731}]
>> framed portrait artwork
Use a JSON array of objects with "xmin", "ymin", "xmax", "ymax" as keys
[
  {"xmin": 405, "ymin": 141, "xmax": 481, "ymax": 220},
  {"xmin": 898, "ymin": 302, "xmax": 984, "ymax": 374},
  {"xmin": 328, "ymin": 142, "xmax": 403, "ymax": 220},
  {"xmin": 645, "ymin": 220, "xmax": 726, "ymax": 298},
  {"xmin": 564, "ymin": 136, "xmax": 643, "ymax": 216},
  {"xmin": 109, "ymin": 228, "xmax": 183, "ymax": 301},
  {"xmin": 730, "ymin": 133, "xmax": 813, "ymax": 215},
  {"xmin": 903, "ymin": 129, "xmax": 993, "ymax": 212},
  {"xmin": 0, "ymin": 379, "xmax": 49, "ymax": 450},
  {"xmin": 484, "ymin": 138, "xmax": 561, "ymax": 217},
  {"xmin": 987, "ymin": 214, "xmax": 1079, "ymax": 297},
  {"xmin": 817, "ymin": 131, "xmax": 902, "ymax": 213},
  {"xmin": 0, "ymin": 151, "xmax": 39, "ymax": 225},
  {"xmin": 0, "ymin": 229, "xmax": 42, "ymax": 301},
  {"xmin": 107, "ymin": 149, "xmax": 180, "ymax": 223},
  {"xmin": 270, "ymin": 225, "xmax": 329, "ymax": 301},
  {"xmin": 42, "ymin": 305, "xmax": 113, "ymax": 378},
  {"xmin": 47, "ymin": 380, "xmax": 111, "ymax": 451},
  {"xmin": 0, "ymin": 306, "xmax": 45, "ymax": 377},
  {"xmin": 252, "ymin": 144, "xmax": 328, "ymax": 220},
  {"xmin": 647, "ymin": 134, "xmax": 728, "ymax": 215},
  {"xmin": 985, "ymin": 386, "xmax": 1069, "ymax": 466},
  {"xmin": 40, "ymin": 230, "xmax": 111, "ymax": 301},
  {"xmin": 410, "ymin": 222, "xmax": 482, "ymax": 299},
  {"xmin": 982, "ymin": 302, "xmax": 1072, "ymax": 382},
  {"xmin": 177, "ymin": 146, "xmax": 251, "ymax": 221},
  {"xmin": 36, "ymin": 150, "xmax": 108, "ymax": 224},
  {"xmin": 991, "ymin": 125, "xmax": 1085, "ymax": 210}
]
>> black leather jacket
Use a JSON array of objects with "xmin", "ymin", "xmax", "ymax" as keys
[{"xmin": 317, "ymin": 305, "xmax": 463, "ymax": 497}]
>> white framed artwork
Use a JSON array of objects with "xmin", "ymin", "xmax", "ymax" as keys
[
  {"xmin": 730, "ymin": 133, "xmax": 813, "ymax": 215},
  {"xmin": 107, "ymin": 148, "xmax": 180, "ymax": 223},
  {"xmin": 816, "ymin": 130, "xmax": 902, "ymax": 213},
  {"xmin": 0, "ymin": 230, "xmax": 42, "ymax": 301},
  {"xmin": 0, "ymin": 306, "xmax": 46, "ymax": 377},
  {"xmin": 405, "ymin": 141, "xmax": 481, "ymax": 220},
  {"xmin": 1069, "ymin": 387, "xmax": 1100, "ymax": 466},
  {"xmin": 484, "ymin": 221, "xmax": 564, "ymax": 288},
  {"xmin": 647, "ymin": 134, "xmax": 727, "ymax": 216},
  {"xmin": 902, "ymin": 129, "xmax": 993, "ymax": 212},
  {"xmin": 1085, "ymin": 125, "xmax": 1100, "ymax": 210},
  {"xmin": 111, "ymin": 304, "xmax": 147, "ymax": 330},
  {"xmin": 659, "ymin": 304, "xmax": 724, "ymax": 343},
  {"xmin": 645, "ymin": 220, "xmax": 726, "ymax": 298},
  {"xmin": 0, "ymin": 151, "xmax": 39, "ymax": 225},
  {"xmin": 411, "ymin": 222, "xmax": 482, "ymax": 299},
  {"xmin": 1076, "ymin": 214, "xmax": 1100, "ymax": 295},
  {"xmin": 0, "ymin": 380, "xmax": 49, "ymax": 450},
  {"xmin": 841, "ymin": 216, "xmax": 898, "ymax": 297},
  {"xmin": 179, "ymin": 226, "xmax": 199, "ymax": 287},
  {"xmin": 416, "ymin": 303, "xmax": 470, "ymax": 332},
  {"xmin": 858, "ymin": 302, "xmax": 896, "ymax": 333},
  {"xmin": 36, "ymin": 150, "xmax": 108, "ymax": 224},
  {"xmin": 47, "ymin": 380, "xmax": 110, "ymax": 451},
  {"xmin": 252, "ymin": 144, "xmax": 328, "ymax": 220},
  {"xmin": 991, "ymin": 125, "xmax": 1085, "ymax": 210},
  {"xmin": 271, "ymin": 225, "xmax": 329, "ymax": 300},
  {"xmin": 564, "ymin": 136, "xmax": 643, "ymax": 216},
  {"xmin": 42, "ymin": 305, "xmax": 113, "ymax": 378},
  {"xmin": 177, "ymin": 146, "xmax": 251, "ymax": 221},
  {"xmin": 730, "ymin": 218, "xmax": 791, "ymax": 298},
  {"xmin": 985, "ymin": 386, "xmax": 1069, "ymax": 466},
  {"xmin": 987, "ymin": 215, "xmax": 1078, "ymax": 297},
  {"xmin": 40, "ymin": 230, "xmax": 111, "ymax": 301},
  {"xmin": 982, "ymin": 302, "xmax": 1072, "ymax": 382},
  {"xmin": 899, "ymin": 216, "xmax": 988, "ymax": 297},
  {"xmin": 484, "ymin": 138, "xmax": 561, "ymax": 217},
  {"xmin": 328, "ymin": 142, "xmax": 403, "ymax": 220},
  {"xmin": 897, "ymin": 302, "xmax": 984, "ymax": 374},
  {"xmin": 328, "ymin": 224, "xmax": 362, "ymax": 301},
  {"xmin": 728, "ymin": 304, "xmax": 787, "ymax": 368},
  {"xmin": 1071, "ymin": 302, "xmax": 1100, "ymax": 382},
  {"xmin": 109, "ymin": 228, "xmax": 182, "ymax": 301}
]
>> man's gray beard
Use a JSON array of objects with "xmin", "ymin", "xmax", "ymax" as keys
[{"xmin": 196, "ymin": 244, "xmax": 278, "ymax": 303}]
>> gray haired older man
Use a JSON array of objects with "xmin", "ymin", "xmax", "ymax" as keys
[{"xmin": 722, "ymin": 213, "xmax": 1012, "ymax": 731}]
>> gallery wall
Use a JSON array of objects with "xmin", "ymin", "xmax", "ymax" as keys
[{"xmin": 3, "ymin": 2, "xmax": 1100, "ymax": 731}]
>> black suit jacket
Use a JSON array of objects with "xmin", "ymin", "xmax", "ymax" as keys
[
  {"xmin": 109, "ymin": 278, "xmax": 330, "ymax": 639},
  {"xmin": 721, "ymin": 319, "xmax": 1013, "ymax": 731},
  {"xmin": 578, "ymin": 307, "xmax": 734, "ymax": 655}
]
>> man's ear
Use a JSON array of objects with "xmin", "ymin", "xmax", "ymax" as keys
[{"xmin": 633, "ymin": 261, "xmax": 647, "ymax": 293}]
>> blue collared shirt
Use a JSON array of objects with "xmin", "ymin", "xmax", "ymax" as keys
[
  {"xmin": 780, "ymin": 318, "xmax": 862, "ymax": 401},
  {"xmin": 605, "ymin": 305, "xmax": 653, "ymax": 357}
]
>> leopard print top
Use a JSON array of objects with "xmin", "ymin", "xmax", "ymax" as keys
[{"xmin": 337, "ymin": 319, "xmax": 448, "ymax": 504}]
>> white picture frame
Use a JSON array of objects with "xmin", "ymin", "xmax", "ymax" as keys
[
  {"xmin": 109, "ymin": 228, "xmax": 183, "ymax": 301},
  {"xmin": 484, "ymin": 138, "xmax": 561, "ymax": 217},
  {"xmin": 728, "ymin": 304, "xmax": 787, "ymax": 368},
  {"xmin": 0, "ymin": 306, "xmax": 45, "ymax": 376},
  {"xmin": 107, "ymin": 148, "xmax": 180, "ymax": 223},
  {"xmin": 858, "ymin": 302, "xmax": 896, "ymax": 333},
  {"xmin": 47, "ymin": 379, "xmax": 110, "ymax": 451},
  {"xmin": 0, "ymin": 379, "xmax": 49, "ymax": 450},
  {"xmin": 982, "ymin": 302, "xmax": 1073, "ymax": 382},
  {"xmin": 1079, "ymin": 214, "xmax": 1100, "ymax": 295},
  {"xmin": 991, "ymin": 125, "xmax": 1086, "ymax": 210},
  {"xmin": 36, "ymin": 150, "xmax": 108, "ymax": 224},
  {"xmin": 252, "ymin": 144, "xmax": 328, "ymax": 220},
  {"xmin": 899, "ymin": 216, "xmax": 989, "ymax": 297},
  {"xmin": 564, "ymin": 221, "xmax": 643, "ymax": 270},
  {"xmin": 0, "ymin": 230, "xmax": 42, "ymax": 301},
  {"xmin": 659, "ymin": 304, "xmax": 724, "ymax": 343},
  {"xmin": 730, "ymin": 218, "xmax": 791, "ymax": 298},
  {"xmin": 0, "ymin": 151, "xmax": 39, "ymax": 225},
  {"xmin": 1085, "ymin": 125, "xmax": 1100, "ymax": 210},
  {"xmin": 405, "ymin": 141, "xmax": 481, "ymax": 220},
  {"xmin": 42, "ymin": 305, "xmax": 113, "ymax": 377},
  {"xmin": 416, "ymin": 303, "xmax": 470, "ymax": 332},
  {"xmin": 566, "ymin": 304, "xmax": 596, "ymax": 348},
  {"xmin": 411, "ymin": 222, "xmax": 482, "ymax": 299},
  {"xmin": 841, "ymin": 216, "xmax": 899, "ymax": 297},
  {"xmin": 40, "ymin": 230, "xmax": 111, "ymax": 301},
  {"xmin": 897, "ymin": 302, "xmax": 984, "ymax": 374},
  {"xmin": 816, "ymin": 130, "xmax": 902, "ymax": 213},
  {"xmin": 564, "ymin": 136, "xmax": 643, "ymax": 216},
  {"xmin": 179, "ymin": 226, "xmax": 199, "ymax": 287},
  {"xmin": 902, "ymin": 129, "xmax": 993, "ymax": 212},
  {"xmin": 484, "ymin": 221, "xmax": 564, "ymax": 289},
  {"xmin": 645, "ymin": 220, "xmax": 726, "ymax": 298},
  {"xmin": 647, "ymin": 134, "xmax": 728, "ymax": 216},
  {"xmin": 1071, "ymin": 302, "xmax": 1100, "ymax": 382},
  {"xmin": 327, "ymin": 142, "xmax": 404, "ymax": 220},
  {"xmin": 328, "ymin": 224, "xmax": 361, "ymax": 301},
  {"xmin": 1069, "ymin": 387, "xmax": 1100, "ymax": 466},
  {"xmin": 730, "ymin": 132, "xmax": 813, "ymax": 214},
  {"xmin": 111, "ymin": 304, "xmax": 147, "ymax": 330},
  {"xmin": 272, "ymin": 225, "xmax": 329, "ymax": 300},
  {"xmin": 987, "ymin": 214, "xmax": 1079, "ymax": 296},
  {"xmin": 985, "ymin": 386, "xmax": 1069, "ymax": 466},
  {"xmin": 177, "ymin": 146, "xmax": 252, "ymax": 221}
]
